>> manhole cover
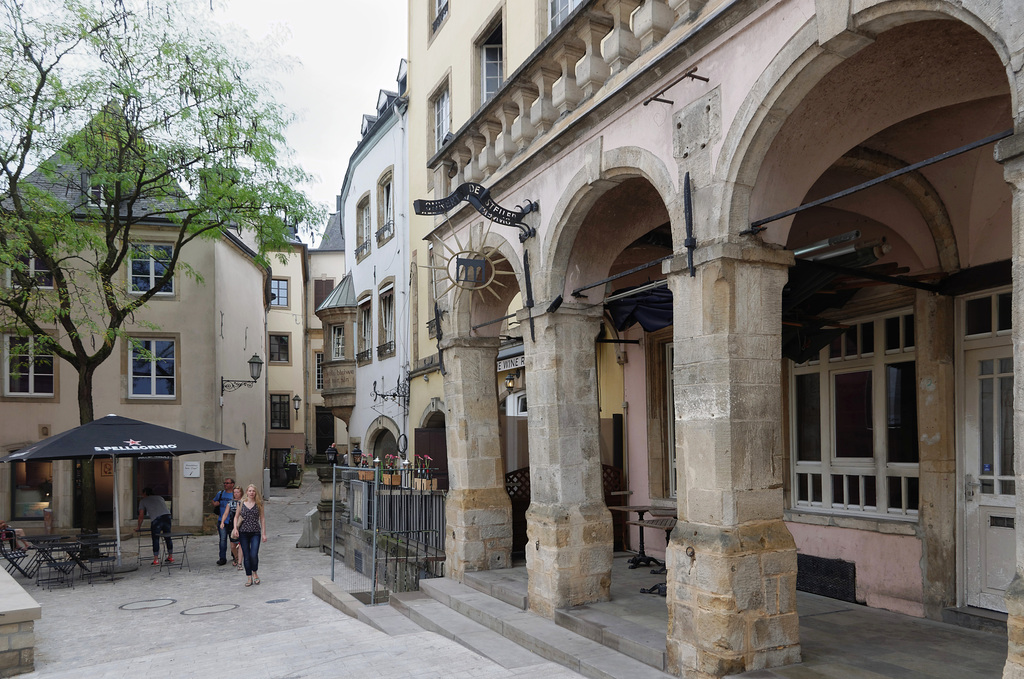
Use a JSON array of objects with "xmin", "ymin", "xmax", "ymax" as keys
[
  {"xmin": 120, "ymin": 599, "xmax": 176, "ymax": 610},
  {"xmin": 181, "ymin": 604, "xmax": 238, "ymax": 615},
  {"xmin": 266, "ymin": 599, "xmax": 289, "ymax": 604}
]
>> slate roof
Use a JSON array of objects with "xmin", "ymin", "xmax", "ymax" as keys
[{"xmin": 315, "ymin": 211, "xmax": 345, "ymax": 251}]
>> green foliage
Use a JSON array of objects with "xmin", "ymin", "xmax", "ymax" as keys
[{"xmin": 0, "ymin": 0, "xmax": 324, "ymax": 420}]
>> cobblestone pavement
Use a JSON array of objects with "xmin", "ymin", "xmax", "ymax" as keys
[{"xmin": 16, "ymin": 471, "xmax": 583, "ymax": 679}]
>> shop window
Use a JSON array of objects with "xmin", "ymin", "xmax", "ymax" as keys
[
  {"xmin": 791, "ymin": 311, "xmax": 919, "ymax": 519},
  {"xmin": 10, "ymin": 461, "xmax": 52, "ymax": 520}
]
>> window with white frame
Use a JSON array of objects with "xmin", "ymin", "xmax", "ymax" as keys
[
  {"xmin": 331, "ymin": 325, "xmax": 344, "ymax": 360},
  {"xmin": 377, "ymin": 173, "xmax": 394, "ymax": 244},
  {"xmin": 356, "ymin": 197, "xmax": 372, "ymax": 259},
  {"xmin": 479, "ymin": 24, "xmax": 503, "ymax": 103},
  {"xmin": 130, "ymin": 244, "xmax": 173, "ymax": 294},
  {"xmin": 790, "ymin": 311, "xmax": 919, "ymax": 519},
  {"xmin": 9, "ymin": 255, "xmax": 53, "ymax": 289},
  {"xmin": 432, "ymin": 0, "xmax": 449, "ymax": 33},
  {"xmin": 550, "ymin": 0, "xmax": 583, "ymax": 33},
  {"xmin": 270, "ymin": 278, "xmax": 289, "ymax": 307},
  {"xmin": 381, "ymin": 289, "xmax": 394, "ymax": 344},
  {"xmin": 433, "ymin": 87, "xmax": 450, "ymax": 153},
  {"xmin": 315, "ymin": 352, "xmax": 324, "ymax": 391},
  {"xmin": 130, "ymin": 338, "xmax": 175, "ymax": 398},
  {"xmin": 359, "ymin": 302, "xmax": 372, "ymax": 359},
  {"xmin": 4, "ymin": 335, "xmax": 54, "ymax": 396}
]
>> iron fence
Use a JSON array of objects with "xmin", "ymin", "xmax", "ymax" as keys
[{"xmin": 326, "ymin": 465, "xmax": 446, "ymax": 604}]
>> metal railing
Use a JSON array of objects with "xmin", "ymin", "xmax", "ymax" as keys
[
  {"xmin": 326, "ymin": 465, "xmax": 446, "ymax": 603},
  {"xmin": 376, "ymin": 220, "xmax": 394, "ymax": 243},
  {"xmin": 355, "ymin": 241, "xmax": 370, "ymax": 259},
  {"xmin": 356, "ymin": 348, "xmax": 373, "ymax": 363},
  {"xmin": 376, "ymin": 340, "xmax": 395, "ymax": 359}
]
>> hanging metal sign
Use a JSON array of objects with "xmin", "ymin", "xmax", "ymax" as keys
[{"xmin": 414, "ymin": 182, "xmax": 537, "ymax": 242}]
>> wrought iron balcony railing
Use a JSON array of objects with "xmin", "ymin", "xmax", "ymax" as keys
[
  {"xmin": 376, "ymin": 340, "xmax": 396, "ymax": 359},
  {"xmin": 376, "ymin": 220, "xmax": 394, "ymax": 244},
  {"xmin": 356, "ymin": 348, "xmax": 373, "ymax": 363},
  {"xmin": 355, "ymin": 241, "xmax": 370, "ymax": 259}
]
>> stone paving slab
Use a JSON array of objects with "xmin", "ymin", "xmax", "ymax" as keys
[{"xmin": 8, "ymin": 472, "xmax": 583, "ymax": 679}]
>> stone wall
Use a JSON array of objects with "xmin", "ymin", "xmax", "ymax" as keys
[{"xmin": 0, "ymin": 568, "xmax": 40, "ymax": 677}]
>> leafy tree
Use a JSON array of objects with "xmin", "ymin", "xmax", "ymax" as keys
[{"xmin": 0, "ymin": 0, "xmax": 324, "ymax": 533}]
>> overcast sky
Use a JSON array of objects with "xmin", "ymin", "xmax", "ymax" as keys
[{"xmin": 214, "ymin": 0, "xmax": 408, "ymax": 243}]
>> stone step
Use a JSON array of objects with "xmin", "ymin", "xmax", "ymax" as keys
[
  {"xmin": 357, "ymin": 598, "xmax": 424, "ymax": 636},
  {"xmin": 389, "ymin": 590, "xmax": 554, "ymax": 670},
  {"xmin": 462, "ymin": 567, "xmax": 667, "ymax": 670},
  {"xmin": 463, "ymin": 568, "xmax": 529, "ymax": 609},
  {"xmin": 411, "ymin": 578, "xmax": 674, "ymax": 679}
]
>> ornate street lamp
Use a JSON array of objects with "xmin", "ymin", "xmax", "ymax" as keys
[{"xmin": 221, "ymin": 354, "xmax": 264, "ymax": 395}]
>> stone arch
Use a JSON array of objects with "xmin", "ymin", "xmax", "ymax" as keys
[
  {"xmin": 716, "ymin": 0, "xmax": 1016, "ymax": 243},
  {"xmin": 417, "ymin": 397, "xmax": 446, "ymax": 428},
  {"xmin": 364, "ymin": 415, "xmax": 400, "ymax": 459},
  {"xmin": 834, "ymin": 146, "xmax": 960, "ymax": 273},
  {"xmin": 539, "ymin": 144, "xmax": 679, "ymax": 305},
  {"xmin": 443, "ymin": 230, "xmax": 523, "ymax": 338}
]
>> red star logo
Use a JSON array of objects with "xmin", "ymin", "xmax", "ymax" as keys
[{"xmin": 125, "ymin": 439, "xmax": 141, "ymax": 446}]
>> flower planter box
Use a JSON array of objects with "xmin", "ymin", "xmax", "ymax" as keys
[
  {"xmin": 357, "ymin": 470, "xmax": 375, "ymax": 481},
  {"xmin": 383, "ymin": 473, "xmax": 402, "ymax": 486},
  {"xmin": 413, "ymin": 478, "xmax": 437, "ymax": 491}
]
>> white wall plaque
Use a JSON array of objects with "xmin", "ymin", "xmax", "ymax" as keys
[{"xmin": 182, "ymin": 461, "xmax": 200, "ymax": 478}]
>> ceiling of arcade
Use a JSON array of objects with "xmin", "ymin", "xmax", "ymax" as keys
[{"xmin": 748, "ymin": 18, "xmax": 1012, "ymax": 354}]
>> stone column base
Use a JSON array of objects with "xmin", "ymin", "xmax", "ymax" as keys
[
  {"xmin": 525, "ymin": 501, "xmax": 613, "ymax": 618},
  {"xmin": 667, "ymin": 519, "xmax": 801, "ymax": 677},
  {"xmin": 1003, "ymin": 574, "xmax": 1024, "ymax": 677},
  {"xmin": 445, "ymin": 487, "xmax": 513, "ymax": 579}
]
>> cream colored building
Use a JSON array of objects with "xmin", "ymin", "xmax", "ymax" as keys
[
  {"xmin": 404, "ymin": 0, "xmax": 1024, "ymax": 676},
  {"xmin": 1, "ymin": 226, "xmax": 268, "ymax": 534},
  {"xmin": 265, "ymin": 239, "xmax": 310, "ymax": 485}
]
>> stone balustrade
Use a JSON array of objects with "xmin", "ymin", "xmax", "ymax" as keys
[{"xmin": 429, "ymin": 0, "xmax": 715, "ymax": 194}]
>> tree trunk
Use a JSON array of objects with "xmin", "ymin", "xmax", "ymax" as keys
[{"xmin": 78, "ymin": 364, "xmax": 97, "ymax": 535}]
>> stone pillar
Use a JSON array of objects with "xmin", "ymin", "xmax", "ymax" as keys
[
  {"xmin": 523, "ymin": 305, "xmax": 613, "ymax": 618},
  {"xmin": 914, "ymin": 290, "xmax": 956, "ymax": 619},
  {"xmin": 440, "ymin": 335, "xmax": 513, "ymax": 579},
  {"xmin": 995, "ymin": 132, "xmax": 1024, "ymax": 679},
  {"xmin": 665, "ymin": 245, "xmax": 800, "ymax": 678}
]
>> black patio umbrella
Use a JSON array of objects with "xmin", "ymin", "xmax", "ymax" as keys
[{"xmin": 0, "ymin": 414, "xmax": 234, "ymax": 559}]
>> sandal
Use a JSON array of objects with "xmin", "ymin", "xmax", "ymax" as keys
[
  {"xmin": 236, "ymin": 563, "xmax": 244, "ymax": 570},
  {"xmin": 253, "ymin": 576, "xmax": 260, "ymax": 585},
  {"xmin": 245, "ymin": 577, "xmax": 253, "ymax": 587}
]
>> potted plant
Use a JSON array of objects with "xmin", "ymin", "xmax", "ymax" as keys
[{"xmin": 383, "ymin": 454, "xmax": 401, "ymax": 485}]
